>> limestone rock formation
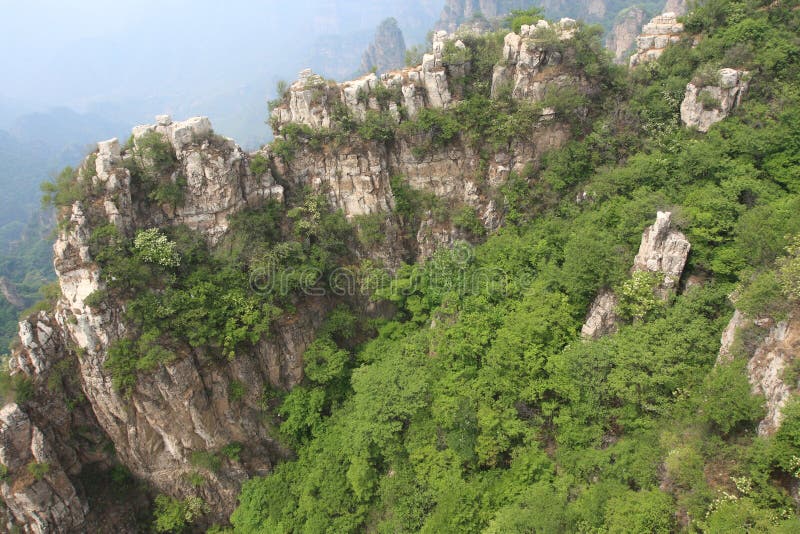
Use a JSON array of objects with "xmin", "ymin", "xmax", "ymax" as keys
[
  {"xmin": 582, "ymin": 211, "xmax": 690, "ymax": 339},
  {"xmin": 606, "ymin": 7, "xmax": 646, "ymax": 64},
  {"xmin": 680, "ymin": 68, "xmax": 750, "ymax": 133},
  {"xmin": 629, "ymin": 12, "xmax": 684, "ymax": 67},
  {"xmin": 632, "ymin": 210, "xmax": 691, "ymax": 296},
  {"xmin": 0, "ymin": 404, "xmax": 86, "ymax": 533},
  {"xmin": 717, "ymin": 310, "xmax": 799, "ymax": 437},
  {"xmin": 2, "ymin": 117, "xmax": 312, "ymax": 525},
  {"xmin": 491, "ymin": 19, "xmax": 586, "ymax": 102},
  {"xmin": 747, "ymin": 316, "xmax": 798, "ymax": 436},
  {"xmin": 360, "ymin": 18, "xmax": 407, "ymax": 75},
  {"xmin": 580, "ymin": 289, "xmax": 620, "ymax": 339},
  {"xmin": 272, "ymin": 30, "xmax": 460, "ymax": 132}
]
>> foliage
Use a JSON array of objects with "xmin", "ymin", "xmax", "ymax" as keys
[
  {"xmin": 452, "ymin": 206, "xmax": 486, "ymax": 237},
  {"xmin": 616, "ymin": 271, "xmax": 665, "ymax": 322},
  {"xmin": 134, "ymin": 229, "xmax": 181, "ymax": 268},
  {"xmin": 701, "ymin": 358, "xmax": 764, "ymax": 434},
  {"xmin": 26, "ymin": 462, "xmax": 50, "ymax": 481},
  {"xmin": 40, "ymin": 166, "xmax": 87, "ymax": 208},
  {"xmin": 507, "ymin": 8, "xmax": 544, "ymax": 34},
  {"xmin": 778, "ymin": 234, "xmax": 800, "ymax": 300},
  {"xmin": 153, "ymin": 495, "xmax": 208, "ymax": 533},
  {"xmin": 189, "ymin": 450, "xmax": 222, "ymax": 472}
]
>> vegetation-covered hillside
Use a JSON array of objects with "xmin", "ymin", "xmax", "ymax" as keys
[{"xmin": 229, "ymin": 1, "xmax": 800, "ymax": 532}]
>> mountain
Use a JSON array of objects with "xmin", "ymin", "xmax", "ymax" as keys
[
  {"xmin": 360, "ymin": 18, "xmax": 408, "ymax": 75},
  {"xmin": 3, "ymin": 1, "xmax": 800, "ymax": 532}
]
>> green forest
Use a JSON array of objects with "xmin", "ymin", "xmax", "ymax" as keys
[{"xmin": 226, "ymin": 1, "xmax": 800, "ymax": 532}]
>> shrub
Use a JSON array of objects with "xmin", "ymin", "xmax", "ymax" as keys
[
  {"xmin": 41, "ymin": 166, "xmax": 87, "ymax": 208},
  {"xmin": 353, "ymin": 212, "xmax": 386, "ymax": 247},
  {"xmin": 698, "ymin": 89, "xmax": 722, "ymax": 110},
  {"xmin": 778, "ymin": 234, "xmax": 800, "ymax": 300},
  {"xmin": 183, "ymin": 471, "xmax": 206, "ymax": 487},
  {"xmin": 189, "ymin": 450, "xmax": 222, "ymax": 472},
  {"xmin": 221, "ymin": 442, "xmax": 243, "ymax": 462},
  {"xmin": 357, "ymin": 111, "xmax": 395, "ymax": 143},
  {"xmin": 149, "ymin": 175, "xmax": 187, "ymax": 207},
  {"xmin": 616, "ymin": 271, "xmax": 665, "ymax": 322},
  {"xmin": 135, "ymin": 131, "xmax": 178, "ymax": 178},
  {"xmin": 701, "ymin": 359, "xmax": 764, "ymax": 434},
  {"xmin": 229, "ymin": 380, "xmax": 246, "ymax": 402},
  {"xmin": 507, "ymin": 8, "xmax": 544, "ymax": 34},
  {"xmin": 134, "ymin": 229, "xmax": 181, "ymax": 268},
  {"xmin": 27, "ymin": 462, "xmax": 50, "ymax": 481},
  {"xmin": 153, "ymin": 495, "xmax": 208, "ymax": 533},
  {"xmin": 452, "ymin": 206, "xmax": 486, "ymax": 237},
  {"xmin": 250, "ymin": 153, "xmax": 269, "ymax": 176},
  {"xmin": 737, "ymin": 270, "xmax": 790, "ymax": 320}
]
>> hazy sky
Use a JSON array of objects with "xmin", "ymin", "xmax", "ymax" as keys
[{"xmin": 0, "ymin": 0, "xmax": 439, "ymax": 110}]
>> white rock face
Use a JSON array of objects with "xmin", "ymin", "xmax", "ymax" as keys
[
  {"xmin": 490, "ymin": 19, "xmax": 583, "ymax": 102},
  {"xmin": 273, "ymin": 24, "xmax": 588, "ymax": 133},
  {"xmin": 581, "ymin": 289, "xmax": 620, "ymax": 339},
  {"xmin": 680, "ymin": 68, "xmax": 750, "ymax": 132},
  {"xmin": 717, "ymin": 309, "xmax": 749, "ymax": 364},
  {"xmin": 272, "ymin": 31, "xmax": 460, "ymax": 132},
  {"xmin": 629, "ymin": 12, "xmax": 684, "ymax": 67},
  {"xmin": 747, "ymin": 317, "xmax": 798, "ymax": 436},
  {"xmin": 0, "ymin": 404, "xmax": 86, "ymax": 533},
  {"xmin": 632, "ymin": 211, "xmax": 691, "ymax": 293},
  {"xmin": 582, "ymin": 211, "xmax": 690, "ymax": 338},
  {"xmin": 716, "ymin": 310, "xmax": 799, "ymax": 437}
]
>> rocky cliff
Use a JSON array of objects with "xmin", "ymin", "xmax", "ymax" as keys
[
  {"xmin": 629, "ymin": 12, "xmax": 684, "ymax": 67},
  {"xmin": 718, "ymin": 309, "xmax": 800, "ymax": 437},
  {"xmin": 0, "ymin": 20, "xmax": 609, "ymax": 530},
  {"xmin": 360, "ymin": 18, "xmax": 407, "ymax": 75},
  {"xmin": 606, "ymin": 7, "xmax": 647, "ymax": 64},
  {"xmin": 582, "ymin": 211, "xmax": 691, "ymax": 339},
  {"xmin": 680, "ymin": 68, "xmax": 750, "ymax": 132}
]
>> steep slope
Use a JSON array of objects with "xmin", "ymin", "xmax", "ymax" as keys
[
  {"xmin": 4, "ymin": 1, "xmax": 800, "ymax": 532},
  {"xmin": 0, "ymin": 16, "xmax": 609, "ymax": 532}
]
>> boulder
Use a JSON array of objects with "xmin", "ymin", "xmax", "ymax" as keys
[{"xmin": 680, "ymin": 68, "xmax": 749, "ymax": 132}]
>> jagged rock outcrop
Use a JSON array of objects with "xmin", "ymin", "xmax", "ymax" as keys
[
  {"xmin": 632, "ymin": 210, "xmax": 691, "ymax": 297},
  {"xmin": 491, "ymin": 18, "xmax": 585, "ymax": 101},
  {"xmin": 272, "ymin": 31, "xmax": 460, "ymax": 131},
  {"xmin": 717, "ymin": 311, "xmax": 799, "ymax": 436},
  {"xmin": 3, "ymin": 311, "xmax": 118, "ymax": 533},
  {"xmin": 629, "ymin": 12, "xmax": 684, "ymax": 67},
  {"xmin": 2, "ymin": 116, "xmax": 319, "ymax": 526},
  {"xmin": 680, "ymin": 68, "xmax": 750, "ymax": 133},
  {"xmin": 0, "ymin": 404, "xmax": 86, "ymax": 533},
  {"xmin": 580, "ymin": 290, "xmax": 620, "ymax": 339},
  {"xmin": 360, "ymin": 18, "xmax": 407, "ymax": 75},
  {"xmin": 582, "ymin": 211, "xmax": 691, "ymax": 339},
  {"xmin": 606, "ymin": 7, "xmax": 646, "ymax": 64}
]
